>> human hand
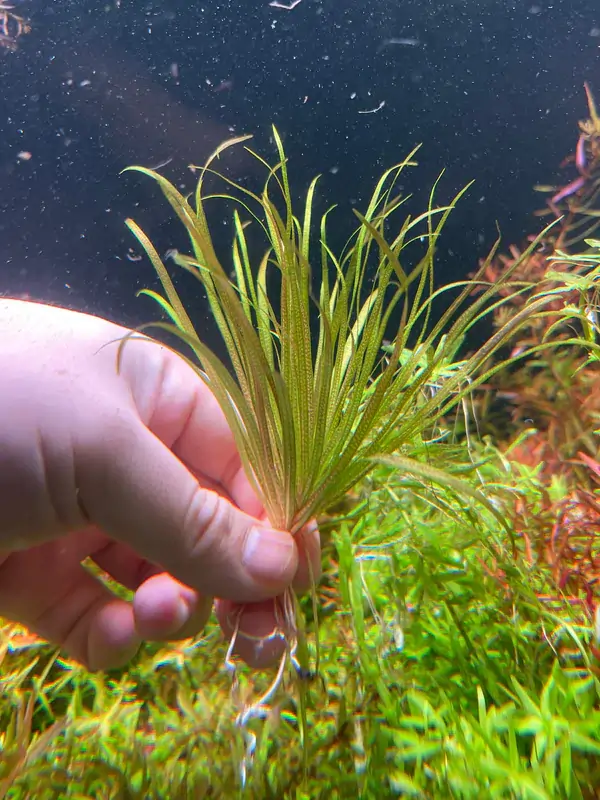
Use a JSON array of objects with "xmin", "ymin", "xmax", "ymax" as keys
[{"xmin": 0, "ymin": 299, "xmax": 320, "ymax": 671}]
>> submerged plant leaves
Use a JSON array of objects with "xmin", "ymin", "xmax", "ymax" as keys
[
  {"xmin": 125, "ymin": 128, "xmax": 557, "ymax": 537},
  {"xmin": 123, "ymin": 129, "xmax": 570, "ymax": 783}
]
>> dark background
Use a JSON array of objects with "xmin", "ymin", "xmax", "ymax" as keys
[{"xmin": 1, "ymin": 0, "xmax": 599, "ymax": 336}]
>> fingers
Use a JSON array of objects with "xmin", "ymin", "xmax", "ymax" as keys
[
  {"xmin": 0, "ymin": 532, "xmax": 216, "ymax": 670},
  {"xmin": 0, "ymin": 304, "xmax": 320, "ymax": 607},
  {"xmin": 0, "ymin": 302, "xmax": 323, "ymax": 670},
  {"xmin": 216, "ymin": 599, "xmax": 287, "ymax": 669},
  {"xmin": 90, "ymin": 523, "xmax": 320, "ymax": 668},
  {"xmin": 292, "ymin": 520, "xmax": 322, "ymax": 591},
  {"xmin": 0, "ymin": 524, "xmax": 317, "ymax": 671},
  {"xmin": 90, "ymin": 539, "xmax": 212, "ymax": 641},
  {"xmin": 214, "ymin": 520, "xmax": 321, "ymax": 670},
  {"xmin": 132, "ymin": 573, "xmax": 212, "ymax": 641},
  {"xmin": 119, "ymin": 338, "xmax": 264, "ymax": 518},
  {"xmin": 0, "ymin": 546, "xmax": 141, "ymax": 671},
  {"xmin": 83, "ymin": 598, "xmax": 141, "ymax": 671},
  {"xmin": 76, "ymin": 406, "xmax": 300, "ymax": 603},
  {"xmin": 90, "ymin": 538, "xmax": 160, "ymax": 590}
]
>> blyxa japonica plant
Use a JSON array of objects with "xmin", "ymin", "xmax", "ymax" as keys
[{"xmin": 124, "ymin": 128, "xmax": 558, "ymax": 778}]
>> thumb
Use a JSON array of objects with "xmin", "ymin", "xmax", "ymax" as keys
[{"xmin": 76, "ymin": 413, "xmax": 297, "ymax": 603}]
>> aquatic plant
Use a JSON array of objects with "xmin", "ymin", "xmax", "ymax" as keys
[
  {"xmin": 470, "ymin": 86, "xmax": 600, "ymax": 457},
  {"xmin": 535, "ymin": 83, "xmax": 600, "ymax": 250},
  {"xmin": 3, "ymin": 128, "xmax": 600, "ymax": 800},
  {"xmin": 124, "ymin": 130, "xmax": 557, "ymax": 532},
  {"xmin": 466, "ymin": 140, "xmax": 600, "ymax": 670},
  {"xmin": 121, "ymin": 129, "xmax": 566, "ymax": 779},
  {"xmin": 473, "ymin": 231, "xmax": 600, "ymax": 477},
  {"xmin": 1, "ymin": 454, "xmax": 599, "ymax": 797}
]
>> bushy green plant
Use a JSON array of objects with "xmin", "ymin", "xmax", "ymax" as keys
[{"xmin": 1, "ymin": 453, "xmax": 599, "ymax": 798}]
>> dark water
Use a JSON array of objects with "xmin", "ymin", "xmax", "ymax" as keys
[{"xmin": 1, "ymin": 0, "xmax": 599, "ymax": 334}]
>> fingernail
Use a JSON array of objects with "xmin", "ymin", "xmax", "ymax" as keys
[{"xmin": 242, "ymin": 527, "xmax": 296, "ymax": 585}]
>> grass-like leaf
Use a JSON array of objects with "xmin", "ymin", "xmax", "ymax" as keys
[{"xmin": 125, "ymin": 128, "xmax": 556, "ymax": 538}]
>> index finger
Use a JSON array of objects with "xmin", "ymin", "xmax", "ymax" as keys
[{"xmin": 124, "ymin": 341, "xmax": 264, "ymax": 518}]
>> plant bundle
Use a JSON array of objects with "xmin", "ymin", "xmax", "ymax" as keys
[{"xmin": 125, "ymin": 129, "xmax": 558, "ymax": 779}]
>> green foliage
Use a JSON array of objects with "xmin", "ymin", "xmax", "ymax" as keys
[
  {"xmin": 1, "ymin": 452, "xmax": 599, "ymax": 798},
  {"xmin": 124, "ymin": 129, "xmax": 554, "ymax": 535},
  {"xmin": 543, "ymin": 238, "xmax": 600, "ymax": 359},
  {"xmin": 121, "ymin": 133, "xmax": 569, "ymax": 772},
  {"xmin": 3, "ymin": 134, "xmax": 596, "ymax": 797}
]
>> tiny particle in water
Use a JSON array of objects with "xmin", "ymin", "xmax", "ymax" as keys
[
  {"xmin": 269, "ymin": 0, "xmax": 303, "ymax": 9},
  {"xmin": 590, "ymin": 27, "xmax": 600, "ymax": 37},
  {"xmin": 358, "ymin": 100, "xmax": 385, "ymax": 115},
  {"xmin": 383, "ymin": 37, "xmax": 420, "ymax": 47},
  {"xmin": 214, "ymin": 78, "xmax": 234, "ymax": 93},
  {"xmin": 528, "ymin": 5, "xmax": 542, "ymax": 14},
  {"xmin": 17, "ymin": 151, "xmax": 32, "ymax": 161},
  {"xmin": 378, "ymin": 37, "xmax": 421, "ymax": 53},
  {"xmin": 126, "ymin": 248, "xmax": 142, "ymax": 262}
]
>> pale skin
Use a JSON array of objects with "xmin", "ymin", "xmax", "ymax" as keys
[{"xmin": 0, "ymin": 299, "xmax": 320, "ymax": 671}]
